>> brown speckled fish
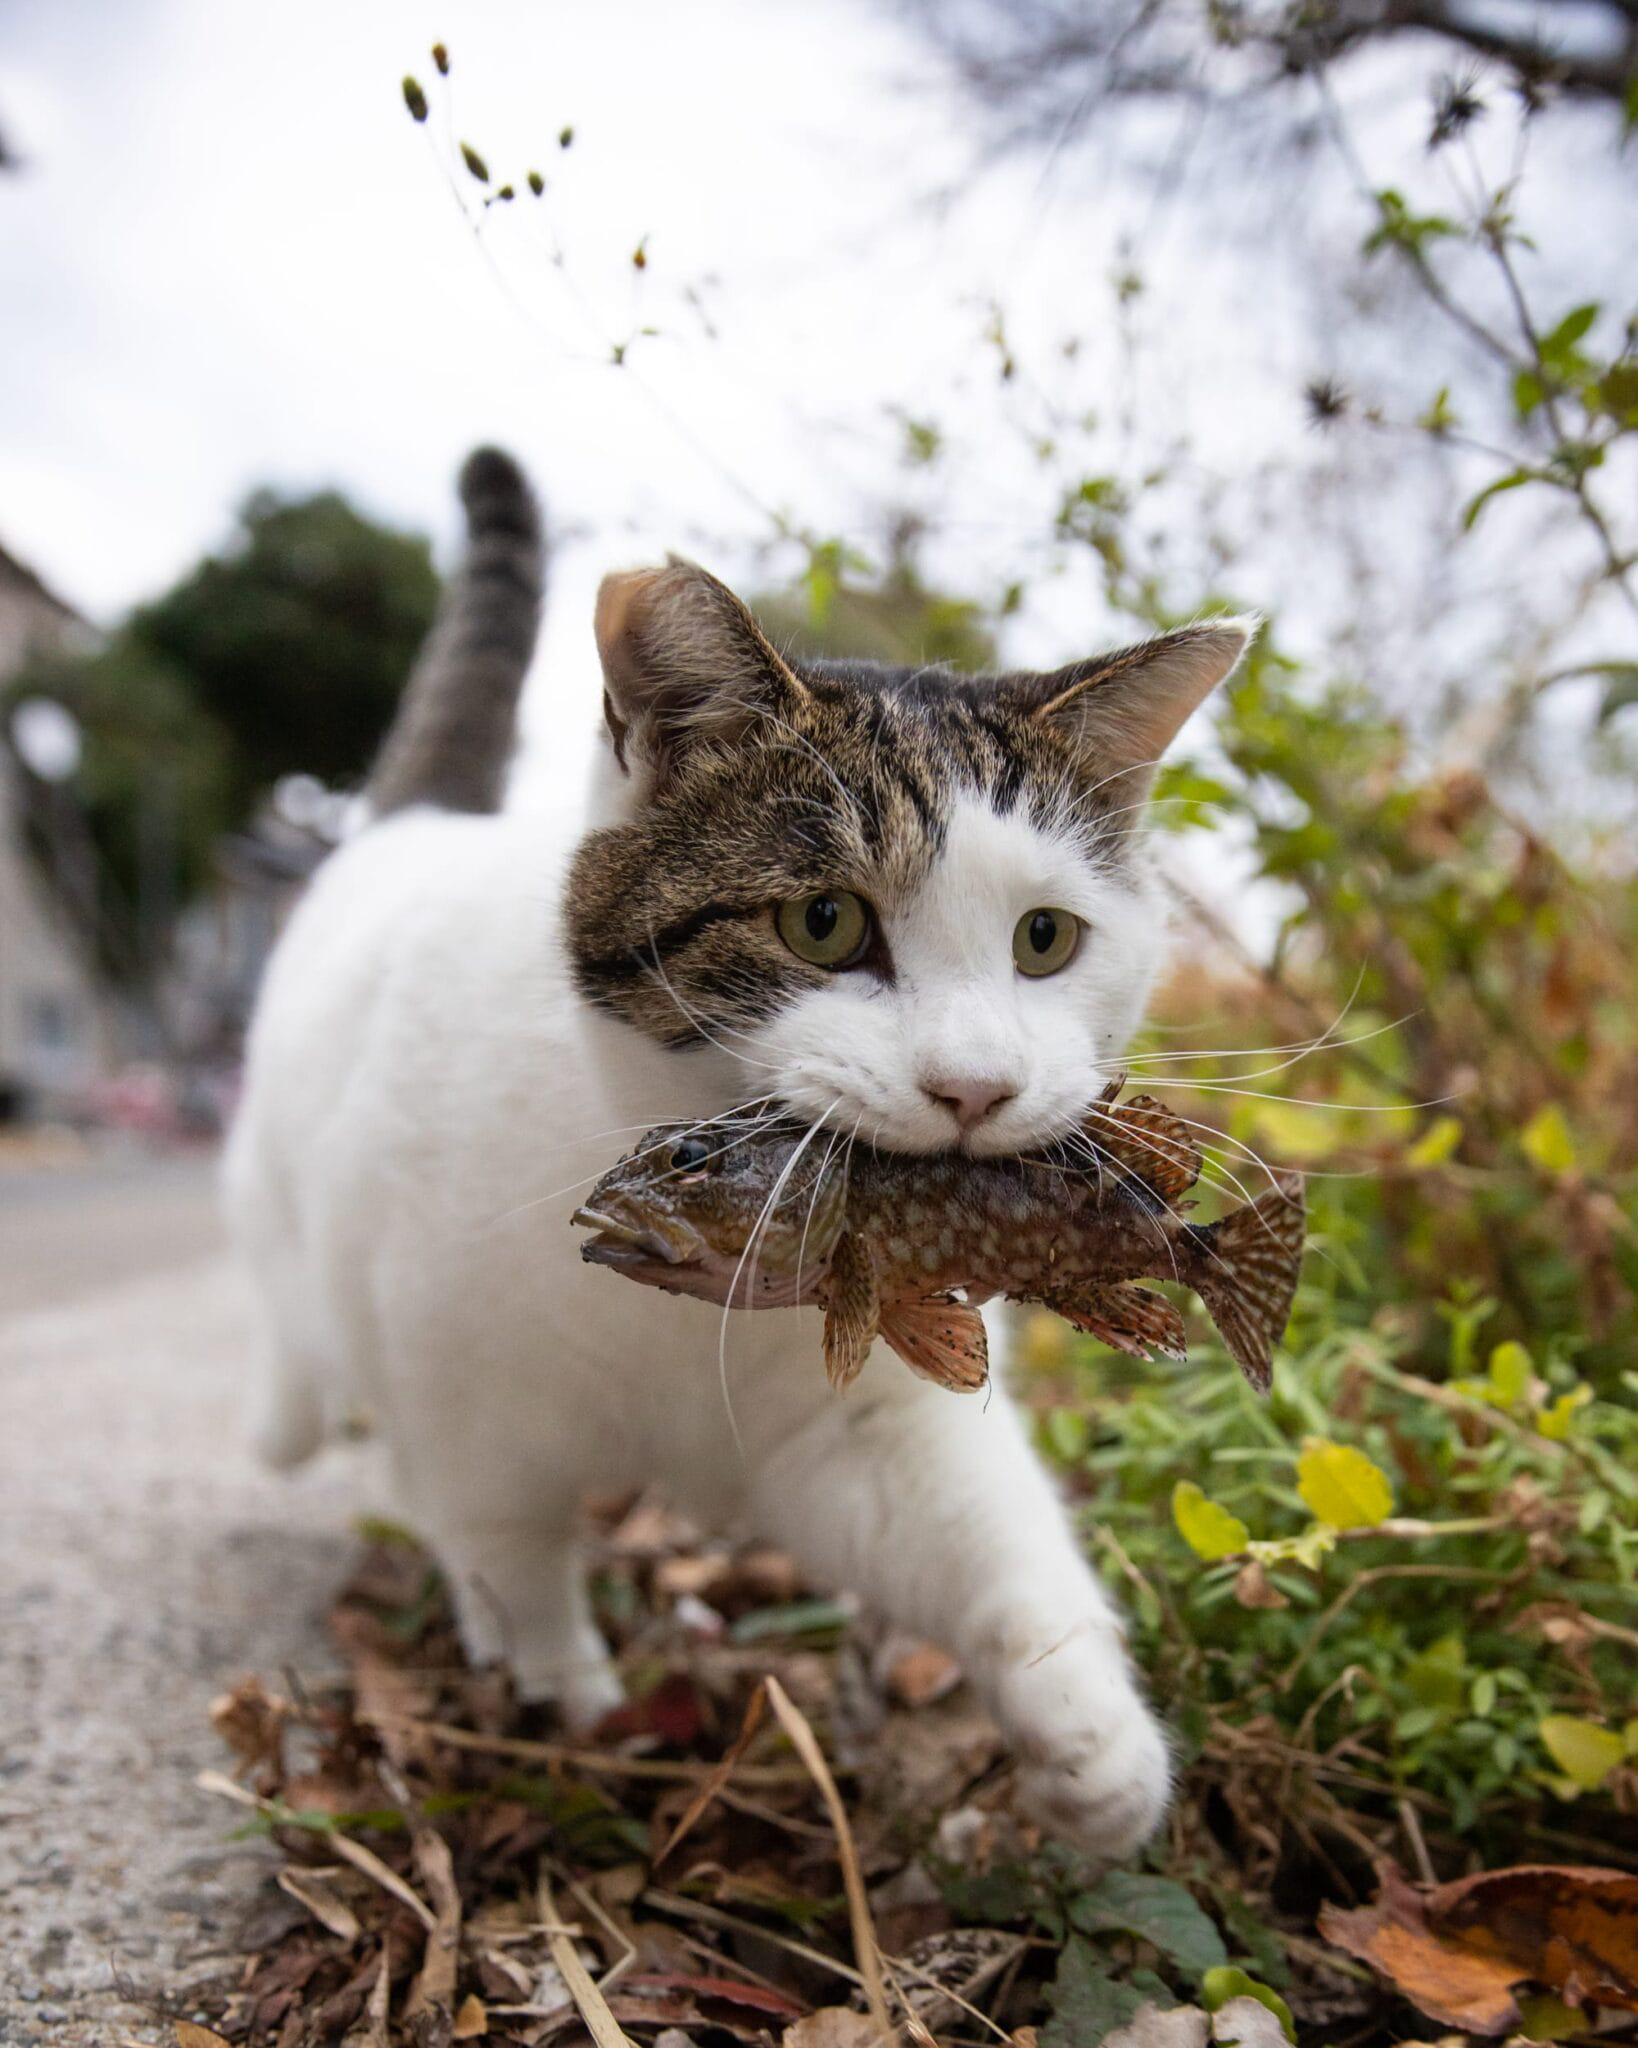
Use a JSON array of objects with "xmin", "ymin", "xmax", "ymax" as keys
[{"xmin": 573, "ymin": 1089, "xmax": 1305, "ymax": 1394}]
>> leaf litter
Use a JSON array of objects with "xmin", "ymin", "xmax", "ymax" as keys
[{"xmin": 163, "ymin": 1513, "xmax": 1638, "ymax": 2046}]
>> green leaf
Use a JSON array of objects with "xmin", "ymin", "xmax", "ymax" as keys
[
  {"xmin": 1538, "ymin": 1715, "xmax": 1624, "ymax": 1790},
  {"xmin": 1404, "ymin": 1632, "xmax": 1467, "ymax": 1710},
  {"xmin": 1594, "ymin": 362, "xmax": 1638, "ymax": 424},
  {"xmin": 1172, "ymin": 1481, "xmax": 1250, "ymax": 1561},
  {"xmin": 1487, "ymin": 1340, "xmax": 1532, "ymax": 1407},
  {"xmin": 1539, "ymin": 303, "xmax": 1598, "ymax": 363},
  {"xmin": 1462, "ymin": 468, "xmax": 1535, "ymax": 531},
  {"xmin": 1295, "ymin": 1438, "xmax": 1393, "ymax": 1529},
  {"xmin": 1520, "ymin": 1103, "xmax": 1575, "ymax": 1173},
  {"xmin": 1536, "ymin": 1384, "xmax": 1591, "ymax": 1440},
  {"xmin": 1046, "ymin": 1407, "xmax": 1091, "ymax": 1464},
  {"xmin": 1043, "ymin": 1937, "xmax": 1168, "ymax": 2048},
  {"xmin": 728, "ymin": 1597, "xmax": 854, "ymax": 1644},
  {"xmin": 1512, "ymin": 368, "xmax": 1545, "ymax": 418},
  {"xmin": 1201, "ymin": 1968, "xmax": 1296, "ymax": 2043},
  {"xmin": 1069, "ymin": 1872, "xmax": 1229, "ymax": 1978},
  {"xmin": 459, "ymin": 141, "xmax": 490, "ymax": 183},
  {"xmin": 1406, "ymin": 1114, "xmax": 1462, "ymax": 1166},
  {"xmin": 1588, "ymin": 661, "xmax": 1638, "ymax": 723}
]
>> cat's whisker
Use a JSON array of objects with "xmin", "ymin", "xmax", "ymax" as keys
[
  {"xmin": 484, "ymin": 1102, "xmax": 782, "ymax": 1226},
  {"xmin": 716, "ymin": 1102, "xmax": 837, "ymax": 1456}
]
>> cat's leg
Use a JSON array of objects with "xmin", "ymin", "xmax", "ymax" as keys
[
  {"xmin": 749, "ymin": 1366, "xmax": 1169, "ymax": 1859},
  {"xmin": 427, "ymin": 1511, "xmax": 625, "ymax": 1729}
]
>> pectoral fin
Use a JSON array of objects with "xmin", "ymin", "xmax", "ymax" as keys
[
  {"xmin": 1049, "ymin": 1281, "xmax": 1188, "ymax": 1363},
  {"xmin": 877, "ymin": 1297, "xmax": 989, "ymax": 1392},
  {"xmin": 821, "ymin": 1231, "xmax": 879, "ymax": 1389}
]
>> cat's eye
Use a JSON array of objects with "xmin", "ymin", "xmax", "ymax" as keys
[
  {"xmin": 1013, "ymin": 908, "xmax": 1081, "ymax": 977},
  {"xmin": 776, "ymin": 890, "xmax": 872, "ymax": 969},
  {"xmin": 669, "ymin": 1137, "xmax": 715, "ymax": 1173}
]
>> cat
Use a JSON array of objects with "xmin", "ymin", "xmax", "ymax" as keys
[{"xmin": 224, "ymin": 445, "xmax": 1254, "ymax": 1858}]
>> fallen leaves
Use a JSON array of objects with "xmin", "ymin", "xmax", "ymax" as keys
[{"xmin": 1319, "ymin": 1860, "xmax": 1638, "ymax": 2033}]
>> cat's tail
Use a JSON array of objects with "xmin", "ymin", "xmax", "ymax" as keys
[{"xmin": 366, "ymin": 445, "xmax": 545, "ymax": 818}]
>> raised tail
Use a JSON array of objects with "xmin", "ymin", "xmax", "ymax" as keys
[
  {"xmin": 1188, "ymin": 1172, "xmax": 1306, "ymax": 1393},
  {"xmin": 367, "ymin": 445, "xmax": 545, "ymax": 818}
]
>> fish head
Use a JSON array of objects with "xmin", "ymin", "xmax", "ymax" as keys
[{"xmin": 572, "ymin": 1120, "xmax": 850, "ymax": 1307}]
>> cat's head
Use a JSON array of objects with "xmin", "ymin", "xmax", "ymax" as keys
[{"xmin": 565, "ymin": 560, "xmax": 1253, "ymax": 1156}]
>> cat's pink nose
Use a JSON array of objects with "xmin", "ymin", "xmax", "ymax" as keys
[{"xmin": 921, "ymin": 1075, "xmax": 1018, "ymax": 1131}]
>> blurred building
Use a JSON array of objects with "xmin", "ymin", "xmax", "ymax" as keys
[{"xmin": 0, "ymin": 539, "xmax": 117, "ymax": 1118}]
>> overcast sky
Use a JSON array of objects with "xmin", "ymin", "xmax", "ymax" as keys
[{"xmin": 4, "ymin": 0, "xmax": 1632, "ymax": 812}]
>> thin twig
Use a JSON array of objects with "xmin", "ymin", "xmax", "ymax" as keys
[
  {"xmin": 538, "ymin": 1866, "xmax": 639, "ymax": 2048},
  {"xmin": 765, "ymin": 1675, "xmax": 896, "ymax": 2042}
]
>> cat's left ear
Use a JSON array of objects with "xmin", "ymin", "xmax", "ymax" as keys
[
  {"xmin": 594, "ymin": 558, "xmax": 808, "ymax": 784},
  {"xmin": 1007, "ymin": 615, "xmax": 1258, "ymax": 797}
]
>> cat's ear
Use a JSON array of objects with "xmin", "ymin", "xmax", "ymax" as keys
[
  {"xmin": 594, "ymin": 559, "xmax": 808, "ymax": 781},
  {"xmin": 1008, "ymin": 615, "xmax": 1258, "ymax": 800}
]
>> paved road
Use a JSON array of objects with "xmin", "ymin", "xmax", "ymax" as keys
[{"xmin": 0, "ymin": 1148, "xmax": 363, "ymax": 2042}]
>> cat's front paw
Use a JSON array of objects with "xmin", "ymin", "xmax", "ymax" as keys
[
  {"xmin": 996, "ymin": 1643, "xmax": 1172, "ymax": 1860},
  {"xmin": 1012, "ymin": 1703, "xmax": 1171, "ymax": 1860}
]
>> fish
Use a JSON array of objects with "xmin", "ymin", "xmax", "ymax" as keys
[
  {"xmin": 573, "ymin": 1094, "xmax": 1303, "ymax": 1394},
  {"xmin": 571, "ymin": 1086, "xmax": 1306, "ymax": 1396}
]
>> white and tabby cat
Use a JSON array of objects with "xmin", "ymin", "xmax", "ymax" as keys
[{"xmin": 224, "ymin": 448, "xmax": 1254, "ymax": 1856}]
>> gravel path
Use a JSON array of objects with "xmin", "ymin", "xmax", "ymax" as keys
[{"xmin": 0, "ymin": 1153, "xmax": 362, "ymax": 2044}]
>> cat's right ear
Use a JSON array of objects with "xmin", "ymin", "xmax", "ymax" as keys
[{"xmin": 594, "ymin": 559, "xmax": 808, "ymax": 783}]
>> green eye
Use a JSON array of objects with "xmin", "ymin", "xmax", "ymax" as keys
[
  {"xmin": 1013, "ymin": 908, "xmax": 1081, "ymax": 977},
  {"xmin": 776, "ymin": 890, "xmax": 872, "ymax": 969}
]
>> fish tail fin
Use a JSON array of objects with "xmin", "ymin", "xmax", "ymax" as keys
[{"xmin": 1190, "ymin": 1173, "xmax": 1306, "ymax": 1392}]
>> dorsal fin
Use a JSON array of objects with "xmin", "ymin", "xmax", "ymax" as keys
[{"xmin": 1084, "ymin": 1092, "xmax": 1201, "ymax": 1203}]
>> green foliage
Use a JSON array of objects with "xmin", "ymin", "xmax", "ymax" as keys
[
  {"xmin": 8, "ymin": 488, "xmax": 438, "ymax": 986},
  {"xmin": 131, "ymin": 487, "xmax": 438, "ymax": 812}
]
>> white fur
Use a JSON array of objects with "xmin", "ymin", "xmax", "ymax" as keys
[{"xmin": 225, "ymin": 771, "xmax": 1173, "ymax": 1852}]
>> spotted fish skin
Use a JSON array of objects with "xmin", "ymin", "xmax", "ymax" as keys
[{"xmin": 573, "ymin": 1093, "xmax": 1306, "ymax": 1396}]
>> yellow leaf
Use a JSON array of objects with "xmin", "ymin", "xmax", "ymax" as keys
[
  {"xmin": 1296, "ymin": 1438, "xmax": 1393, "ymax": 1530},
  {"xmin": 1538, "ymin": 1715, "xmax": 1624, "ymax": 1791},
  {"xmin": 1535, "ymin": 1384, "xmax": 1591, "ymax": 1440},
  {"xmin": 1406, "ymin": 1114, "xmax": 1463, "ymax": 1167},
  {"xmin": 175, "ymin": 2028, "xmax": 234, "ymax": 2048},
  {"xmin": 1520, "ymin": 1103, "xmax": 1575, "ymax": 1174},
  {"xmin": 1172, "ymin": 1481, "xmax": 1250, "ymax": 1560},
  {"xmin": 1486, "ymin": 1340, "xmax": 1532, "ymax": 1407}
]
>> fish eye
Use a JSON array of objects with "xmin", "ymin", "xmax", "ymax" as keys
[
  {"xmin": 669, "ymin": 1136, "xmax": 715, "ymax": 1173},
  {"xmin": 776, "ymin": 889, "xmax": 873, "ymax": 969},
  {"xmin": 1013, "ymin": 907, "xmax": 1081, "ymax": 977}
]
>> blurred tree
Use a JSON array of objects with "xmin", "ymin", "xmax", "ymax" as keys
[
  {"xmin": 904, "ymin": 0, "xmax": 1638, "ymax": 143},
  {"xmin": 6, "ymin": 488, "xmax": 438, "ymax": 990},
  {"xmin": 132, "ymin": 487, "xmax": 439, "ymax": 814},
  {"xmin": 753, "ymin": 518, "xmax": 998, "ymax": 671}
]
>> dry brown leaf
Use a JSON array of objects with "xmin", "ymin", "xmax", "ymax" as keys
[
  {"xmin": 1102, "ymin": 2004, "xmax": 1210, "ymax": 2048},
  {"xmin": 452, "ymin": 1992, "xmax": 489, "ymax": 2039},
  {"xmin": 781, "ymin": 2010, "xmax": 883, "ymax": 2048},
  {"xmin": 1232, "ymin": 1561, "xmax": 1290, "ymax": 1611},
  {"xmin": 886, "ymin": 1642, "xmax": 963, "ymax": 1708},
  {"xmin": 405, "ymin": 1822, "xmax": 463, "ymax": 2018},
  {"xmin": 654, "ymin": 1682, "xmax": 768, "ymax": 1867},
  {"xmin": 209, "ymin": 1675, "xmax": 290, "ymax": 1774},
  {"xmin": 175, "ymin": 2027, "xmax": 235, "ymax": 2048},
  {"xmin": 1319, "ymin": 1860, "xmax": 1638, "ymax": 2034},
  {"xmin": 276, "ymin": 1864, "xmax": 363, "ymax": 1942},
  {"xmin": 1210, "ymin": 1996, "xmax": 1291, "ymax": 2048}
]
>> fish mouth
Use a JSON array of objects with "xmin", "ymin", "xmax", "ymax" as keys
[{"xmin": 571, "ymin": 1199, "xmax": 705, "ymax": 1270}]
